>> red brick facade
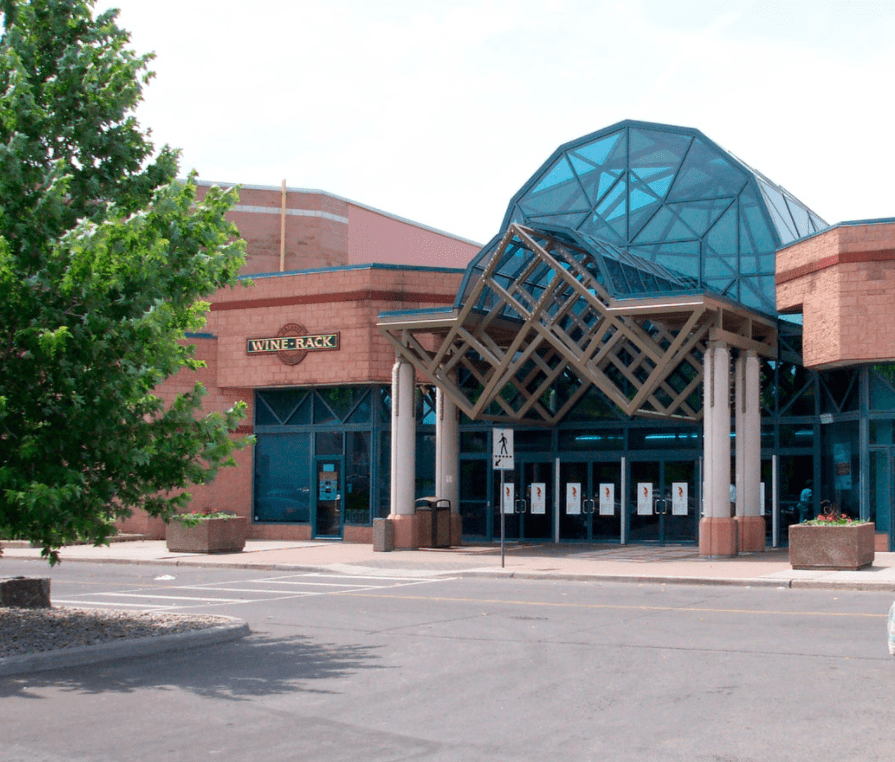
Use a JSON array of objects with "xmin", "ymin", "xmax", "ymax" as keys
[
  {"xmin": 776, "ymin": 220, "xmax": 895, "ymax": 368},
  {"xmin": 116, "ymin": 184, "xmax": 476, "ymax": 540}
]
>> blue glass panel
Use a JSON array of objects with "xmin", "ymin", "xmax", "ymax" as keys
[
  {"xmin": 641, "ymin": 172, "xmax": 674, "ymax": 199},
  {"xmin": 737, "ymin": 279, "xmax": 765, "ymax": 311},
  {"xmin": 870, "ymin": 367, "xmax": 895, "ymax": 410},
  {"xmin": 573, "ymin": 131, "xmax": 623, "ymax": 167},
  {"xmin": 628, "ymin": 128, "xmax": 691, "ymax": 171},
  {"xmin": 629, "ymin": 186, "xmax": 658, "ymax": 213},
  {"xmin": 528, "ymin": 211, "xmax": 589, "ymax": 230},
  {"xmin": 758, "ymin": 183, "xmax": 797, "ymax": 243},
  {"xmin": 595, "ymin": 177, "xmax": 626, "ymax": 221},
  {"xmin": 518, "ymin": 178, "xmax": 589, "ymax": 218},
  {"xmin": 258, "ymin": 389, "xmax": 307, "ymax": 424},
  {"xmin": 671, "ymin": 198, "xmax": 733, "ymax": 237},
  {"xmin": 346, "ymin": 391, "xmax": 371, "ymax": 423},
  {"xmin": 313, "ymin": 393, "xmax": 338, "ymax": 424},
  {"xmin": 628, "ymin": 242, "xmax": 700, "ymax": 280},
  {"xmin": 666, "ymin": 138, "xmax": 747, "ymax": 202},
  {"xmin": 705, "ymin": 277, "xmax": 736, "ymax": 298},
  {"xmin": 634, "ymin": 206, "xmax": 696, "ymax": 243},
  {"xmin": 254, "ymin": 433, "xmax": 312, "ymax": 523},
  {"xmin": 286, "ymin": 395, "xmax": 312, "ymax": 425},
  {"xmin": 255, "ymin": 396, "xmax": 279, "ymax": 427},
  {"xmin": 809, "ymin": 211, "xmax": 828, "ymax": 232},
  {"xmin": 739, "ymin": 188, "xmax": 777, "ymax": 253},
  {"xmin": 532, "ymin": 154, "xmax": 576, "ymax": 193},
  {"xmin": 785, "ymin": 196, "xmax": 811, "ymax": 238},
  {"xmin": 705, "ymin": 203, "xmax": 737, "ymax": 257}
]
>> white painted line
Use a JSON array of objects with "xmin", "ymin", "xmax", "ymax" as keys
[
  {"xmin": 96, "ymin": 593, "xmax": 241, "ymax": 603},
  {"xmin": 51, "ymin": 599, "xmax": 175, "ymax": 610},
  {"xmin": 175, "ymin": 586, "xmax": 320, "ymax": 594}
]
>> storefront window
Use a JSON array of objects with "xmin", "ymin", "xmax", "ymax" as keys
[
  {"xmin": 459, "ymin": 460, "xmax": 488, "ymax": 537},
  {"xmin": 779, "ymin": 424, "xmax": 814, "ymax": 448},
  {"xmin": 253, "ymin": 433, "xmax": 312, "ymax": 523},
  {"xmin": 821, "ymin": 421, "xmax": 859, "ymax": 518},
  {"xmin": 558, "ymin": 429, "xmax": 626, "ymax": 451},
  {"xmin": 315, "ymin": 431, "xmax": 342, "ymax": 456},
  {"xmin": 870, "ymin": 366, "xmax": 895, "ymax": 410},
  {"xmin": 344, "ymin": 432, "xmax": 371, "ymax": 525},
  {"xmin": 416, "ymin": 433, "xmax": 436, "ymax": 498},
  {"xmin": 871, "ymin": 419, "xmax": 895, "ymax": 445},
  {"xmin": 628, "ymin": 426, "xmax": 699, "ymax": 450}
]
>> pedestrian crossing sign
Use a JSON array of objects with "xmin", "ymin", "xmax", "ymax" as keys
[{"xmin": 493, "ymin": 428, "xmax": 514, "ymax": 470}]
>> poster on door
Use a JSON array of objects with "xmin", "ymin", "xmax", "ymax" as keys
[
  {"xmin": 566, "ymin": 482, "xmax": 582, "ymax": 515},
  {"xmin": 502, "ymin": 482, "xmax": 514, "ymax": 514},
  {"xmin": 530, "ymin": 483, "xmax": 546, "ymax": 514},
  {"xmin": 599, "ymin": 483, "xmax": 615, "ymax": 515},
  {"xmin": 637, "ymin": 483, "xmax": 653, "ymax": 515},
  {"xmin": 671, "ymin": 482, "xmax": 688, "ymax": 516}
]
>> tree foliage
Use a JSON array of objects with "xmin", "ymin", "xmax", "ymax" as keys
[{"xmin": 0, "ymin": 0, "xmax": 249, "ymax": 562}]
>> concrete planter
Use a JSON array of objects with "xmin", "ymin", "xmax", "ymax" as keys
[
  {"xmin": 788, "ymin": 522, "xmax": 875, "ymax": 570},
  {"xmin": 166, "ymin": 516, "xmax": 247, "ymax": 554}
]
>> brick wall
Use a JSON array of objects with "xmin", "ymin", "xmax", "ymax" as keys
[
  {"xmin": 118, "ymin": 182, "xmax": 476, "ymax": 540},
  {"xmin": 776, "ymin": 221, "xmax": 895, "ymax": 368}
]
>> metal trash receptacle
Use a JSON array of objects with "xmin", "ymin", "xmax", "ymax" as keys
[{"xmin": 415, "ymin": 497, "xmax": 452, "ymax": 548}]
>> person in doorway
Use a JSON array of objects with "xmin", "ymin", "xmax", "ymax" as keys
[{"xmin": 797, "ymin": 480, "xmax": 813, "ymax": 522}]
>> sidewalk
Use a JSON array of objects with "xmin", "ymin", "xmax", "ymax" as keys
[{"xmin": 5, "ymin": 539, "xmax": 895, "ymax": 591}]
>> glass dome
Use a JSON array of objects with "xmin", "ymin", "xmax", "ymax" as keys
[{"xmin": 458, "ymin": 120, "xmax": 827, "ymax": 316}]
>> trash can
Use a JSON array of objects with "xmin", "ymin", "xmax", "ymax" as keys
[
  {"xmin": 373, "ymin": 517, "xmax": 394, "ymax": 552},
  {"xmin": 415, "ymin": 497, "xmax": 452, "ymax": 548}
]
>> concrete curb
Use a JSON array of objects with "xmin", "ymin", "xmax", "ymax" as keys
[
  {"xmin": 0, "ymin": 617, "xmax": 250, "ymax": 678},
  {"xmin": 6, "ymin": 552, "xmax": 895, "ymax": 592}
]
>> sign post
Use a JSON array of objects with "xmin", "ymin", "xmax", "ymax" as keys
[{"xmin": 493, "ymin": 428, "xmax": 514, "ymax": 568}]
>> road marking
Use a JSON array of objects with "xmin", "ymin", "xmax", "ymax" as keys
[
  {"xmin": 51, "ymin": 599, "xmax": 177, "ymax": 609},
  {"xmin": 52, "ymin": 575, "xmax": 451, "ymax": 612},
  {"xmin": 337, "ymin": 592, "xmax": 889, "ymax": 619},
  {"xmin": 96, "ymin": 593, "xmax": 243, "ymax": 603}
]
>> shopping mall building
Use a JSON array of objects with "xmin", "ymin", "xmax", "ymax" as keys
[{"xmin": 120, "ymin": 120, "xmax": 895, "ymax": 555}]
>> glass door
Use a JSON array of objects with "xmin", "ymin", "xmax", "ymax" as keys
[
  {"xmin": 629, "ymin": 460, "xmax": 698, "ymax": 544},
  {"xmin": 630, "ymin": 461, "xmax": 661, "ymax": 543},
  {"xmin": 492, "ymin": 461, "xmax": 553, "ymax": 541},
  {"xmin": 559, "ymin": 461, "xmax": 589, "ymax": 541},
  {"xmin": 592, "ymin": 461, "xmax": 622, "ymax": 543},
  {"xmin": 314, "ymin": 457, "xmax": 343, "ymax": 538},
  {"xmin": 662, "ymin": 460, "xmax": 698, "ymax": 543},
  {"xmin": 521, "ymin": 461, "xmax": 553, "ymax": 540},
  {"xmin": 870, "ymin": 449, "xmax": 894, "ymax": 549}
]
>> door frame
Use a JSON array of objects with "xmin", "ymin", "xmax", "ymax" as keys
[{"xmin": 313, "ymin": 455, "xmax": 344, "ymax": 539}]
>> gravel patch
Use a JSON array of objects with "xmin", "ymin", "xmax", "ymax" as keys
[{"xmin": 1, "ymin": 606, "xmax": 234, "ymax": 659}]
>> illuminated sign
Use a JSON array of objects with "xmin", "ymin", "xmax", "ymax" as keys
[{"xmin": 246, "ymin": 323, "xmax": 340, "ymax": 366}]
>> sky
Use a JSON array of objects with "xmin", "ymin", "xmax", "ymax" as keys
[{"xmin": 97, "ymin": 0, "xmax": 895, "ymax": 245}]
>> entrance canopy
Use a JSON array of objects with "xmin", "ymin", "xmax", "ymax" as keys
[
  {"xmin": 378, "ymin": 121, "xmax": 826, "ymax": 426},
  {"xmin": 379, "ymin": 223, "xmax": 777, "ymax": 425}
]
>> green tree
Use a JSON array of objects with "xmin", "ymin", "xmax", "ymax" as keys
[{"xmin": 0, "ymin": 0, "xmax": 249, "ymax": 563}]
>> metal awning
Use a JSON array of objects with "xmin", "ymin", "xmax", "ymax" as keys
[{"xmin": 378, "ymin": 224, "xmax": 777, "ymax": 425}]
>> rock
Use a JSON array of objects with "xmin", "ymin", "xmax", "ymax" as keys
[{"xmin": 0, "ymin": 577, "xmax": 51, "ymax": 608}]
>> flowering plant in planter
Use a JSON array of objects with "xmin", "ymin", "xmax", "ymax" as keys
[
  {"xmin": 800, "ymin": 501, "xmax": 870, "ymax": 527},
  {"xmin": 166, "ymin": 510, "xmax": 246, "ymax": 553},
  {"xmin": 172, "ymin": 509, "xmax": 240, "ymax": 528},
  {"xmin": 789, "ymin": 501, "xmax": 875, "ymax": 571}
]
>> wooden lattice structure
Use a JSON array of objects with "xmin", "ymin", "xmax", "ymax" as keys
[{"xmin": 378, "ymin": 224, "xmax": 777, "ymax": 425}]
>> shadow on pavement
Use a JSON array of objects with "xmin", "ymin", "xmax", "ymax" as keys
[{"xmin": 0, "ymin": 632, "xmax": 386, "ymax": 700}]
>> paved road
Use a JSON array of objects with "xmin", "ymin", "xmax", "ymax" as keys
[{"xmin": 2, "ymin": 561, "xmax": 894, "ymax": 762}]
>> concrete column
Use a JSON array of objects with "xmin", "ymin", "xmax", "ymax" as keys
[
  {"xmin": 390, "ymin": 357, "xmax": 418, "ymax": 547},
  {"xmin": 699, "ymin": 342, "xmax": 737, "ymax": 557},
  {"xmin": 436, "ymin": 386, "xmax": 462, "ymax": 545},
  {"xmin": 735, "ymin": 350, "xmax": 765, "ymax": 552}
]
